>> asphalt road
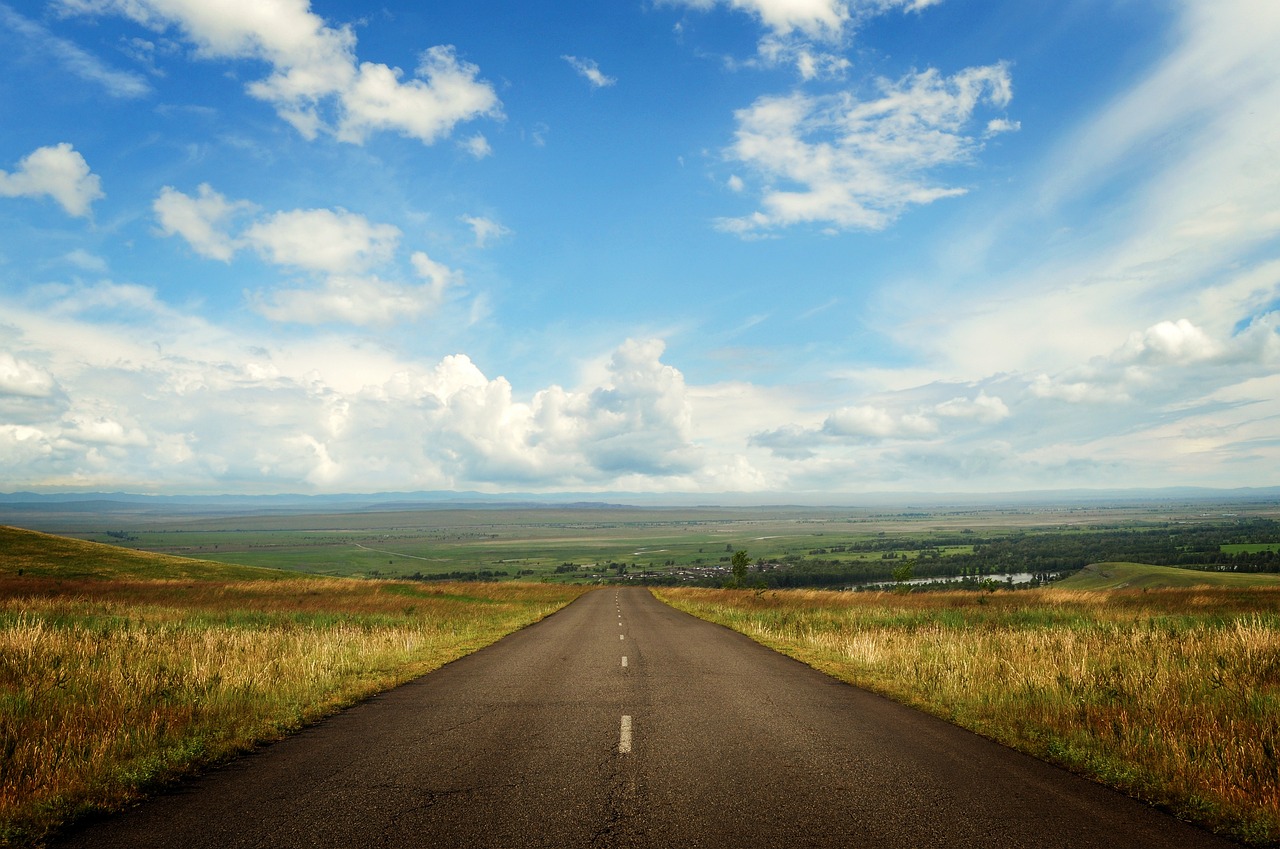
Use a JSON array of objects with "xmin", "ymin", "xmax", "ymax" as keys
[{"xmin": 56, "ymin": 587, "xmax": 1239, "ymax": 848}]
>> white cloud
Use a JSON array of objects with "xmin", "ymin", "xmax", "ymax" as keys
[
  {"xmin": 934, "ymin": 391, "xmax": 1009, "ymax": 423},
  {"xmin": 755, "ymin": 34, "xmax": 850, "ymax": 79},
  {"xmin": 248, "ymin": 247, "xmax": 459, "ymax": 327},
  {"xmin": 244, "ymin": 209, "xmax": 401, "ymax": 274},
  {"xmin": 664, "ymin": 0, "xmax": 943, "ymax": 71},
  {"xmin": 667, "ymin": 0, "xmax": 851, "ymax": 41},
  {"xmin": 0, "ymin": 352, "xmax": 58, "ymax": 398},
  {"xmin": 63, "ymin": 249, "xmax": 109, "ymax": 273},
  {"xmin": 0, "ymin": 143, "xmax": 103, "ymax": 217},
  {"xmin": 337, "ymin": 45, "xmax": 501, "ymax": 144},
  {"xmin": 460, "ymin": 133, "xmax": 492, "ymax": 159},
  {"xmin": 823, "ymin": 404, "xmax": 936, "ymax": 439},
  {"xmin": 562, "ymin": 55, "xmax": 616, "ymax": 88},
  {"xmin": 59, "ymin": 0, "xmax": 501, "ymax": 145},
  {"xmin": 1030, "ymin": 316, "xmax": 1280, "ymax": 406},
  {"xmin": 893, "ymin": 1, "xmax": 1280, "ymax": 386},
  {"xmin": 0, "ymin": 292, "xmax": 716, "ymax": 491},
  {"xmin": 252, "ymin": 273, "xmax": 446, "ymax": 326},
  {"xmin": 4, "ymin": 270, "xmax": 1280, "ymax": 493},
  {"xmin": 460, "ymin": 214, "xmax": 511, "ymax": 248},
  {"xmin": 63, "ymin": 415, "xmax": 149, "ymax": 447},
  {"xmin": 718, "ymin": 63, "xmax": 1014, "ymax": 234},
  {"xmin": 152, "ymin": 185, "xmax": 466, "ymax": 326},
  {"xmin": 154, "ymin": 183, "xmax": 253, "ymax": 261},
  {"xmin": 1117, "ymin": 318, "xmax": 1220, "ymax": 366}
]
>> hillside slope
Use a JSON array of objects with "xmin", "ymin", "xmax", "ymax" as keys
[
  {"xmin": 1059, "ymin": 561, "xmax": 1280, "ymax": 590},
  {"xmin": 0, "ymin": 525, "xmax": 294, "ymax": 581}
]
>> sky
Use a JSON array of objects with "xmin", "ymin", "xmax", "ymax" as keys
[{"xmin": 1, "ymin": 0, "xmax": 1278, "ymax": 498}]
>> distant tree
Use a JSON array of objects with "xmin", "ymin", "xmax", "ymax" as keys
[
  {"xmin": 730, "ymin": 549, "xmax": 750, "ymax": 587},
  {"xmin": 891, "ymin": 559, "xmax": 915, "ymax": 590}
]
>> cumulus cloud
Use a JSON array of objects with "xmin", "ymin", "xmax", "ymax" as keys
[
  {"xmin": 1117, "ymin": 319, "xmax": 1220, "ymax": 366},
  {"xmin": 1030, "ymin": 317, "xmax": 1280, "ymax": 405},
  {"xmin": 718, "ymin": 63, "xmax": 1015, "ymax": 234},
  {"xmin": 154, "ymin": 185, "xmax": 462, "ymax": 325},
  {"xmin": 0, "ymin": 352, "xmax": 58, "ymax": 398},
  {"xmin": 0, "ymin": 306, "xmax": 711, "ymax": 492},
  {"xmin": 934, "ymin": 391, "xmax": 1009, "ymax": 423},
  {"xmin": 562, "ymin": 55, "xmax": 616, "ymax": 88},
  {"xmin": 58, "ymin": 0, "xmax": 501, "ymax": 145},
  {"xmin": 0, "ymin": 143, "xmax": 103, "ymax": 217}
]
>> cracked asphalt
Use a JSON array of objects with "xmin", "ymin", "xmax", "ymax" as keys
[{"xmin": 54, "ymin": 587, "xmax": 1239, "ymax": 848}]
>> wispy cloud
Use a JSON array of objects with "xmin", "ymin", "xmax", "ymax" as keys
[
  {"xmin": 0, "ymin": 3, "xmax": 150, "ymax": 98},
  {"xmin": 460, "ymin": 215, "xmax": 512, "ymax": 248},
  {"xmin": 718, "ymin": 63, "xmax": 1016, "ymax": 235},
  {"xmin": 562, "ymin": 55, "xmax": 616, "ymax": 88}
]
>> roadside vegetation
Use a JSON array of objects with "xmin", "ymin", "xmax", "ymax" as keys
[
  {"xmin": 0, "ymin": 527, "xmax": 588, "ymax": 848},
  {"xmin": 655, "ymin": 582, "xmax": 1280, "ymax": 847}
]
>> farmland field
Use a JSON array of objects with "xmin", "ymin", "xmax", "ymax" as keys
[{"xmin": 4, "ymin": 496, "xmax": 1279, "ymax": 587}]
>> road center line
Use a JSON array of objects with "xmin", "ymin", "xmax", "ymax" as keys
[
  {"xmin": 619, "ymin": 715, "xmax": 632, "ymax": 754},
  {"xmin": 621, "ymin": 656, "xmax": 628, "ymax": 667},
  {"xmin": 620, "ymin": 634, "xmax": 625, "ymax": 640}
]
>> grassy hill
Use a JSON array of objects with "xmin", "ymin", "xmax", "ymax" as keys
[
  {"xmin": 0, "ymin": 524, "xmax": 297, "ymax": 581},
  {"xmin": 1058, "ymin": 560, "xmax": 1280, "ymax": 590}
]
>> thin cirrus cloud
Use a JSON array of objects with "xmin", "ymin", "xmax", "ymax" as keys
[
  {"xmin": 154, "ymin": 184, "xmax": 460, "ymax": 325},
  {"xmin": 562, "ymin": 55, "xmax": 616, "ymax": 88},
  {"xmin": 460, "ymin": 215, "xmax": 512, "ymax": 248},
  {"xmin": 55, "ymin": 0, "xmax": 502, "ymax": 145},
  {"xmin": 0, "ymin": 2, "xmax": 150, "ymax": 98}
]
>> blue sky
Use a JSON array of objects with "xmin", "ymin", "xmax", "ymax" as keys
[{"xmin": 1, "ymin": 0, "xmax": 1278, "ymax": 497}]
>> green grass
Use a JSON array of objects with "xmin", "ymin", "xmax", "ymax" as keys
[
  {"xmin": 0, "ymin": 528, "xmax": 590, "ymax": 848},
  {"xmin": 1223, "ymin": 543, "xmax": 1280, "ymax": 554},
  {"xmin": 655, "ymin": 585, "xmax": 1280, "ymax": 846},
  {"xmin": 1058, "ymin": 561, "xmax": 1280, "ymax": 590},
  {"xmin": 0, "ymin": 526, "xmax": 294, "ymax": 581}
]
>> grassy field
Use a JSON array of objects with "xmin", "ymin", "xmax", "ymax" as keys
[
  {"xmin": 1060, "ymin": 561, "xmax": 1280, "ymax": 590},
  {"xmin": 11, "ymin": 499, "xmax": 1273, "ymax": 582},
  {"xmin": 655, "ymin": 583, "xmax": 1280, "ymax": 847},
  {"xmin": 0, "ymin": 527, "xmax": 589, "ymax": 848}
]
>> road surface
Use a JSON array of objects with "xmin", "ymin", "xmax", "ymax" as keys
[{"xmin": 56, "ymin": 587, "xmax": 1238, "ymax": 848}]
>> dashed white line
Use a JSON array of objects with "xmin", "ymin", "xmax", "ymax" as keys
[
  {"xmin": 620, "ymin": 634, "xmax": 625, "ymax": 640},
  {"xmin": 619, "ymin": 715, "xmax": 633, "ymax": 754},
  {"xmin": 621, "ymin": 656, "xmax": 628, "ymax": 667}
]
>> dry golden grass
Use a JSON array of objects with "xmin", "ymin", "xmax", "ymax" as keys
[
  {"xmin": 654, "ymin": 585, "xmax": 1280, "ymax": 847},
  {"xmin": 1, "ymin": 571, "xmax": 589, "ymax": 848}
]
